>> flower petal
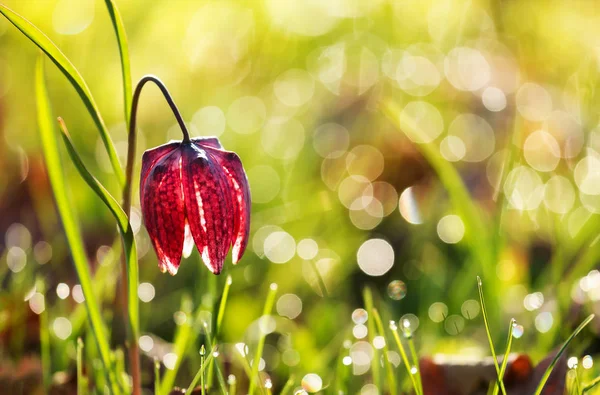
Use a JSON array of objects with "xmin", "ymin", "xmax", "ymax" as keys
[
  {"xmin": 182, "ymin": 144, "xmax": 233, "ymax": 274},
  {"xmin": 140, "ymin": 141, "xmax": 179, "ymax": 193},
  {"xmin": 191, "ymin": 136, "xmax": 223, "ymax": 149},
  {"xmin": 140, "ymin": 149, "xmax": 185, "ymax": 275},
  {"xmin": 204, "ymin": 148, "xmax": 251, "ymax": 264}
]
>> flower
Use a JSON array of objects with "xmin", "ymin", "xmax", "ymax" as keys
[{"xmin": 140, "ymin": 137, "xmax": 250, "ymax": 275}]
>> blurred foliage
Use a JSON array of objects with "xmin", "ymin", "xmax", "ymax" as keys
[{"xmin": 1, "ymin": 0, "xmax": 600, "ymax": 393}]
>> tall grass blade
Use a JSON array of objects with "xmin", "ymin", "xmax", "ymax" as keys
[
  {"xmin": 390, "ymin": 321, "xmax": 421, "ymax": 395},
  {"xmin": 583, "ymin": 375, "xmax": 600, "ymax": 394},
  {"xmin": 280, "ymin": 375, "xmax": 295, "ymax": 395},
  {"xmin": 35, "ymin": 56, "xmax": 121, "ymax": 394},
  {"xmin": 533, "ymin": 314, "xmax": 595, "ymax": 395},
  {"xmin": 38, "ymin": 280, "xmax": 51, "ymax": 391},
  {"xmin": 493, "ymin": 318, "xmax": 516, "ymax": 395},
  {"xmin": 159, "ymin": 295, "xmax": 194, "ymax": 395},
  {"xmin": 154, "ymin": 358, "xmax": 160, "ymax": 395},
  {"xmin": 0, "ymin": 5, "xmax": 124, "ymax": 185},
  {"xmin": 207, "ymin": 275, "xmax": 232, "ymax": 389},
  {"xmin": 77, "ymin": 338, "xmax": 87, "ymax": 394},
  {"xmin": 372, "ymin": 309, "xmax": 397, "ymax": 395},
  {"xmin": 249, "ymin": 283, "xmax": 278, "ymax": 395},
  {"xmin": 204, "ymin": 329, "xmax": 228, "ymax": 394},
  {"xmin": 477, "ymin": 276, "xmax": 507, "ymax": 395},
  {"xmin": 362, "ymin": 288, "xmax": 381, "ymax": 389},
  {"xmin": 104, "ymin": 0, "xmax": 132, "ymax": 125},
  {"xmin": 405, "ymin": 331, "xmax": 423, "ymax": 395},
  {"xmin": 186, "ymin": 345, "xmax": 216, "ymax": 394},
  {"xmin": 57, "ymin": 118, "xmax": 139, "ymax": 340}
]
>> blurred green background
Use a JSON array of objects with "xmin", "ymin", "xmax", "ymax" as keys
[{"xmin": 1, "ymin": 0, "xmax": 600, "ymax": 393}]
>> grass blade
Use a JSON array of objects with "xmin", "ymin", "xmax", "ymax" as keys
[
  {"xmin": 77, "ymin": 338, "xmax": 87, "ymax": 394},
  {"xmin": 477, "ymin": 276, "xmax": 506, "ymax": 395},
  {"xmin": 405, "ymin": 330, "xmax": 423, "ymax": 395},
  {"xmin": 534, "ymin": 314, "xmax": 595, "ymax": 395},
  {"xmin": 35, "ymin": 56, "xmax": 121, "ymax": 394},
  {"xmin": 186, "ymin": 345, "xmax": 216, "ymax": 394},
  {"xmin": 0, "ymin": 4, "xmax": 124, "ymax": 185},
  {"xmin": 390, "ymin": 321, "xmax": 421, "ymax": 395},
  {"xmin": 372, "ymin": 309, "xmax": 397, "ymax": 395},
  {"xmin": 58, "ymin": 117, "xmax": 141, "ymax": 393},
  {"xmin": 159, "ymin": 295, "xmax": 194, "ymax": 395},
  {"xmin": 58, "ymin": 118, "xmax": 140, "ymax": 345},
  {"xmin": 204, "ymin": 329, "xmax": 228, "ymax": 394},
  {"xmin": 207, "ymin": 275, "xmax": 232, "ymax": 389},
  {"xmin": 104, "ymin": 0, "xmax": 132, "ymax": 126},
  {"xmin": 280, "ymin": 375, "xmax": 295, "ymax": 395},
  {"xmin": 38, "ymin": 280, "xmax": 51, "ymax": 391},
  {"xmin": 249, "ymin": 283, "xmax": 278, "ymax": 395},
  {"xmin": 493, "ymin": 318, "xmax": 516, "ymax": 395},
  {"xmin": 583, "ymin": 375, "xmax": 600, "ymax": 394},
  {"xmin": 154, "ymin": 358, "xmax": 160, "ymax": 395},
  {"xmin": 362, "ymin": 288, "xmax": 381, "ymax": 389}
]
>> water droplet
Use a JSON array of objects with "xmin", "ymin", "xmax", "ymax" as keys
[
  {"xmin": 389, "ymin": 320, "xmax": 398, "ymax": 331},
  {"xmin": 410, "ymin": 366, "xmax": 418, "ymax": 374},
  {"xmin": 511, "ymin": 322, "xmax": 524, "ymax": 339},
  {"xmin": 342, "ymin": 356, "xmax": 352, "ymax": 365},
  {"xmin": 265, "ymin": 378, "xmax": 273, "ymax": 389},
  {"xmin": 387, "ymin": 280, "xmax": 407, "ymax": 300},
  {"xmin": 227, "ymin": 374, "xmax": 236, "ymax": 385},
  {"xmin": 567, "ymin": 356, "xmax": 578, "ymax": 369}
]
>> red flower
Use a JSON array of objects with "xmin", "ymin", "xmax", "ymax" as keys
[{"xmin": 140, "ymin": 137, "xmax": 250, "ymax": 275}]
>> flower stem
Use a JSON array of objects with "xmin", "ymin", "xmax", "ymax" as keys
[{"xmin": 121, "ymin": 75, "xmax": 190, "ymax": 395}]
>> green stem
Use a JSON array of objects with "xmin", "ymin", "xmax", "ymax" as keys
[
  {"xmin": 248, "ymin": 283, "xmax": 278, "ymax": 395},
  {"xmin": 122, "ymin": 75, "xmax": 190, "ymax": 395}
]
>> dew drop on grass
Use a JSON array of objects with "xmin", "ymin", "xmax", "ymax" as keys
[
  {"xmin": 511, "ymin": 321, "xmax": 524, "ymax": 338},
  {"xmin": 227, "ymin": 374, "xmax": 236, "ymax": 385},
  {"xmin": 387, "ymin": 280, "xmax": 407, "ymax": 300},
  {"xmin": 567, "ymin": 356, "xmax": 578, "ymax": 369},
  {"xmin": 265, "ymin": 378, "xmax": 273, "ymax": 389},
  {"xmin": 389, "ymin": 320, "xmax": 398, "ymax": 331},
  {"xmin": 410, "ymin": 366, "xmax": 418, "ymax": 374}
]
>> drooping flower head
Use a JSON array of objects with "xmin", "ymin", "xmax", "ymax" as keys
[{"xmin": 140, "ymin": 136, "xmax": 250, "ymax": 275}]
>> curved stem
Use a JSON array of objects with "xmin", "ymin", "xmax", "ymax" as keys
[
  {"xmin": 123, "ymin": 75, "xmax": 190, "ymax": 213},
  {"xmin": 120, "ymin": 75, "xmax": 188, "ymax": 395}
]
